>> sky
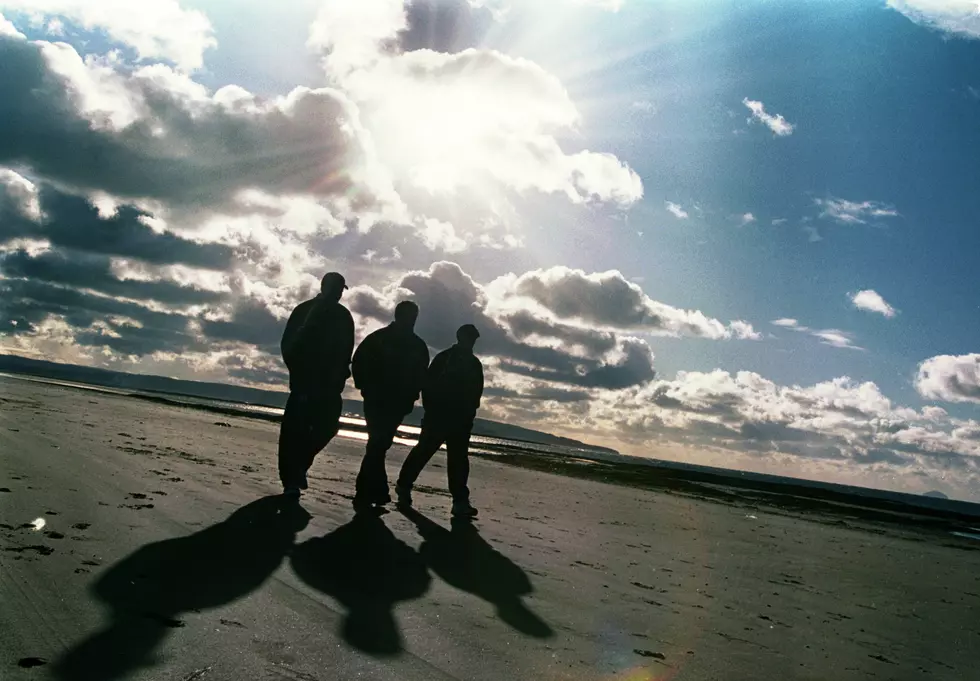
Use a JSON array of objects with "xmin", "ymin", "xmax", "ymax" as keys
[{"xmin": 1, "ymin": 0, "xmax": 980, "ymax": 500}]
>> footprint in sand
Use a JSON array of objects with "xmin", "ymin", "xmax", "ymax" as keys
[
  {"xmin": 5, "ymin": 545, "xmax": 55, "ymax": 556},
  {"xmin": 72, "ymin": 523, "xmax": 91, "ymax": 531},
  {"xmin": 634, "ymin": 650, "xmax": 666, "ymax": 660},
  {"xmin": 18, "ymin": 657, "xmax": 47, "ymax": 668}
]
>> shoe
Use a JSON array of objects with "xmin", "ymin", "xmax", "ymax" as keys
[
  {"xmin": 373, "ymin": 492, "xmax": 392, "ymax": 506},
  {"xmin": 451, "ymin": 500, "xmax": 478, "ymax": 518},
  {"xmin": 395, "ymin": 484, "xmax": 413, "ymax": 508},
  {"xmin": 299, "ymin": 472, "xmax": 309, "ymax": 490},
  {"xmin": 352, "ymin": 495, "xmax": 373, "ymax": 513},
  {"xmin": 282, "ymin": 487, "xmax": 301, "ymax": 500}
]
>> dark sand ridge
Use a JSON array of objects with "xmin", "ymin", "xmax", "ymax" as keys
[{"xmin": 2, "ymin": 376, "xmax": 979, "ymax": 680}]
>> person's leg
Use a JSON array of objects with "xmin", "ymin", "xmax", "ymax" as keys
[
  {"xmin": 446, "ymin": 428, "xmax": 472, "ymax": 504},
  {"xmin": 296, "ymin": 393, "xmax": 343, "ymax": 488},
  {"xmin": 396, "ymin": 420, "xmax": 446, "ymax": 491},
  {"xmin": 355, "ymin": 403, "xmax": 400, "ymax": 502},
  {"xmin": 278, "ymin": 393, "xmax": 307, "ymax": 490}
]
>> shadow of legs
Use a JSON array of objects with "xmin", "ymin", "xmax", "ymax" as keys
[
  {"xmin": 290, "ymin": 513, "xmax": 430, "ymax": 657},
  {"xmin": 403, "ymin": 509, "xmax": 553, "ymax": 639},
  {"xmin": 53, "ymin": 496, "xmax": 309, "ymax": 681}
]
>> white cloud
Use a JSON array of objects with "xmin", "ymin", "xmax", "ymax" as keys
[
  {"xmin": 815, "ymin": 197, "xmax": 900, "ymax": 225},
  {"xmin": 665, "ymin": 201, "xmax": 688, "ymax": 219},
  {"xmin": 772, "ymin": 317, "xmax": 862, "ymax": 350},
  {"xmin": 772, "ymin": 318, "xmax": 802, "ymax": 328},
  {"xmin": 0, "ymin": 168, "xmax": 42, "ymax": 220},
  {"xmin": 742, "ymin": 97, "xmax": 795, "ymax": 137},
  {"xmin": 309, "ymin": 0, "xmax": 643, "ymax": 211},
  {"xmin": 738, "ymin": 212, "xmax": 756, "ymax": 225},
  {"xmin": 419, "ymin": 217, "xmax": 468, "ymax": 253},
  {"xmin": 523, "ymin": 366, "xmax": 980, "ymax": 499},
  {"xmin": 917, "ymin": 353, "xmax": 980, "ymax": 404},
  {"xmin": 575, "ymin": 0, "xmax": 625, "ymax": 9},
  {"xmin": 0, "ymin": 0, "xmax": 216, "ymax": 70},
  {"xmin": 729, "ymin": 320, "xmax": 763, "ymax": 341},
  {"xmin": 850, "ymin": 289, "xmax": 897, "ymax": 318},
  {"xmin": 0, "ymin": 10, "xmax": 24, "ymax": 37},
  {"xmin": 771, "ymin": 218, "xmax": 788, "ymax": 226},
  {"xmin": 812, "ymin": 329, "xmax": 863, "ymax": 351},
  {"xmin": 887, "ymin": 0, "xmax": 980, "ymax": 39}
]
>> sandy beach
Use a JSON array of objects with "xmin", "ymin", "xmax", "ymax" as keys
[{"xmin": 2, "ymin": 375, "xmax": 979, "ymax": 681}]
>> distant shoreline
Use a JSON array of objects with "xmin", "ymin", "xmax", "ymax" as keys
[{"xmin": 6, "ymin": 370, "xmax": 980, "ymax": 531}]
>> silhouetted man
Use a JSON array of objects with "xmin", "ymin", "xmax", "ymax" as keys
[
  {"xmin": 351, "ymin": 300, "xmax": 430, "ymax": 510},
  {"xmin": 278, "ymin": 272, "xmax": 354, "ymax": 498},
  {"xmin": 396, "ymin": 324, "xmax": 483, "ymax": 518}
]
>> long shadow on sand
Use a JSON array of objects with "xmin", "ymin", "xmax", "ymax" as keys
[
  {"xmin": 290, "ymin": 512, "xmax": 431, "ymax": 656},
  {"xmin": 402, "ymin": 508, "xmax": 553, "ymax": 639},
  {"xmin": 53, "ymin": 495, "xmax": 310, "ymax": 681}
]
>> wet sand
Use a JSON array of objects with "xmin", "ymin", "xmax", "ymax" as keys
[{"xmin": 2, "ymin": 375, "xmax": 979, "ymax": 680}]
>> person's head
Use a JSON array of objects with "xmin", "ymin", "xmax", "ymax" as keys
[
  {"xmin": 320, "ymin": 272, "xmax": 348, "ymax": 302},
  {"xmin": 393, "ymin": 300, "xmax": 419, "ymax": 330},
  {"xmin": 456, "ymin": 324, "xmax": 480, "ymax": 351}
]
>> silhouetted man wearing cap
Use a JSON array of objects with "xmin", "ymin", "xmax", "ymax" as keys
[
  {"xmin": 351, "ymin": 301, "xmax": 430, "ymax": 510},
  {"xmin": 278, "ymin": 272, "xmax": 355, "ymax": 498},
  {"xmin": 396, "ymin": 324, "xmax": 483, "ymax": 518}
]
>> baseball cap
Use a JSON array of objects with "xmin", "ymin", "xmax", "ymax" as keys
[{"xmin": 320, "ymin": 272, "xmax": 348, "ymax": 293}]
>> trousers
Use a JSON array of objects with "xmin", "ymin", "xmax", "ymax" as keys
[
  {"xmin": 397, "ymin": 416, "xmax": 472, "ymax": 502},
  {"xmin": 354, "ymin": 400, "xmax": 407, "ymax": 500},
  {"xmin": 277, "ymin": 392, "xmax": 343, "ymax": 488}
]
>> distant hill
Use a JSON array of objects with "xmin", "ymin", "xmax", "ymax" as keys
[
  {"xmin": 0, "ymin": 354, "xmax": 619, "ymax": 456},
  {"xmin": 924, "ymin": 490, "xmax": 949, "ymax": 500}
]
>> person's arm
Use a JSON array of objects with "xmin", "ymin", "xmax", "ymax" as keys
[
  {"xmin": 283, "ymin": 297, "xmax": 336, "ymax": 365},
  {"xmin": 280, "ymin": 304, "xmax": 308, "ymax": 367},
  {"xmin": 351, "ymin": 331, "xmax": 378, "ymax": 393},
  {"xmin": 414, "ymin": 342, "xmax": 431, "ymax": 399},
  {"xmin": 474, "ymin": 360, "xmax": 484, "ymax": 411},
  {"xmin": 335, "ymin": 309, "xmax": 355, "ymax": 381},
  {"xmin": 466, "ymin": 359, "xmax": 484, "ymax": 416}
]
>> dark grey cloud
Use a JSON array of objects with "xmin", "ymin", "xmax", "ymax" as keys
[
  {"xmin": 0, "ymin": 34, "xmax": 375, "ymax": 212},
  {"xmin": 0, "ymin": 249, "xmax": 224, "ymax": 306},
  {"xmin": 512, "ymin": 267, "xmax": 667, "ymax": 329},
  {"xmin": 504, "ymin": 309, "xmax": 618, "ymax": 356},
  {"xmin": 0, "ymin": 277, "xmax": 204, "ymax": 356},
  {"xmin": 395, "ymin": 0, "xmax": 495, "ymax": 54},
  {"xmin": 506, "ymin": 266, "xmax": 747, "ymax": 339},
  {"xmin": 348, "ymin": 261, "xmax": 656, "ymax": 391},
  {"xmin": 0, "ymin": 180, "xmax": 234, "ymax": 270},
  {"xmin": 198, "ymin": 298, "xmax": 284, "ymax": 355},
  {"xmin": 649, "ymin": 385, "xmax": 745, "ymax": 421}
]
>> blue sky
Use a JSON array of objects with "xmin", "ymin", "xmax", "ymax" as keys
[{"xmin": 2, "ymin": 0, "xmax": 980, "ymax": 498}]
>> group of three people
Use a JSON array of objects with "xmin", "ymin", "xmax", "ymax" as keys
[{"xmin": 277, "ymin": 272, "xmax": 483, "ymax": 517}]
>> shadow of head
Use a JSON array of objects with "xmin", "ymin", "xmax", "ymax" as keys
[
  {"xmin": 53, "ymin": 495, "xmax": 310, "ymax": 681},
  {"xmin": 403, "ymin": 509, "xmax": 554, "ymax": 639},
  {"xmin": 290, "ymin": 512, "xmax": 431, "ymax": 656}
]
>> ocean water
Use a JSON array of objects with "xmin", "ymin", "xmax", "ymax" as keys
[{"xmin": 1, "ymin": 372, "xmax": 600, "ymax": 459}]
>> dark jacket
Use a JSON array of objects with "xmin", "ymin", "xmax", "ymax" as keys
[
  {"xmin": 351, "ymin": 324, "xmax": 430, "ymax": 415},
  {"xmin": 281, "ymin": 297, "xmax": 355, "ymax": 396},
  {"xmin": 422, "ymin": 345, "xmax": 484, "ymax": 424}
]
